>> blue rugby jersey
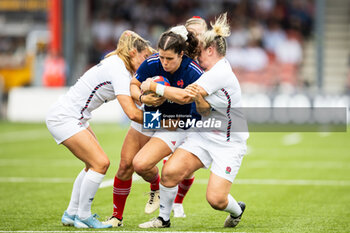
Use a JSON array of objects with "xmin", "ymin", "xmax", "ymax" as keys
[{"xmin": 135, "ymin": 53, "xmax": 203, "ymax": 124}]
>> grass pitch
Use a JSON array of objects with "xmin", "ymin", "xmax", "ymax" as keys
[{"xmin": 0, "ymin": 121, "xmax": 349, "ymax": 232}]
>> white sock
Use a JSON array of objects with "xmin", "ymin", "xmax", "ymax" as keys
[
  {"xmin": 159, "ymin": 183, "xmax": 178, "ymax": 221},
  {"xmin": 66, "ymin": 169, "xmax": 86, "ymax": 215},
  {"xmin": 77, "ymin": 169, "xmax": 105, "ymax": 219},
  {"xmin": 224, "ymin": 194, "xmax": 242, "ymax": 217}
]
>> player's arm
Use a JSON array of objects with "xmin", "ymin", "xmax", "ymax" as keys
[
  {"xmin": 185, "ymin": 84, "xmax": 211, "ymax": 116},
  {"xmin": 116, "ymin": 95, "xmax": 143, "ymax": 124},
  {"xmin": 141, "ymin": 78, "xmax": 193, "ymax": 105},
  {"xmin": 130, "ymin": 77, "xmax": 165, "ymax": 107}
]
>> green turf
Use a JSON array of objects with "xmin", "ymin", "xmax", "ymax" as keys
[{"xmin": 0, "ymin": 121, "xmax": 349, "ymax": 232}]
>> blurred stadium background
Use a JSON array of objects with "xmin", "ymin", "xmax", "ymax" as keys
[{"xmin": 0, "ymin": 0, "xmax": 349, "ymax": 122}]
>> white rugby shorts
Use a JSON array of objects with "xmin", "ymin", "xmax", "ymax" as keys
[
  {"xmin": 179, "ymin": 132, "xmax": 246, "ymax": 182},
  {"xmin": 46, "ymin": 103, "xmax": 89, "ymax": 144},
  {"xmin": 130, "ymin": 121, "xmax": 187, "ymax": 152}
]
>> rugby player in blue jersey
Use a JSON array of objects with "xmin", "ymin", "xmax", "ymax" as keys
[{"xmin": 104, "ymin": 25, "xmax": 204, "ymax": 227}]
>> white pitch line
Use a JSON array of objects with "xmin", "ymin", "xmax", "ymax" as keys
[
  {"xmin": 282, "ymin": 133, "xmax": 302, "ymax": 145},
  {"xmin": 99, "ymin": 177, "xmax": 350, "ymax": 187},
  {"xmin": 0, "ymin": 177, "xmax": 74, "ymax": 183},
  {"xmin": 1, "ymin": 177, "xmax": 349, "ymax": 187},
  {"xmin": 0, "ymin": 231, "xmax": 237, "ymax": 233},
  {"xmin": 99, "ymin": 173, "xmax": 141, "ymax": 188},
  {"xmin": 0, "ymin": 129, "xmax": 49, "ymax": 143}
]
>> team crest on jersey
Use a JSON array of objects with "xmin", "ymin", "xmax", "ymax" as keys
[
  {"xmin": 143, "ymin": 110, "xmax": 161, "ymax": 129},
  {"xmin": 225, "ymin": 166, "xmax": 232, "ymax": 174},
  {"xmin": 177, "ymin": 79, "xmax": 184, "ymax": 87}
]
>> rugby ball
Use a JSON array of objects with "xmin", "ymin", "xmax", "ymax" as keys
[{"xmin": 152, "ymin": 76, "xmax": 170, "ymax": 86}]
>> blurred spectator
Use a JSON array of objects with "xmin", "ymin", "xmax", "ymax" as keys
[
  {"xmin": 87, "ymin": 0, "xmax": 314, "ymax": 91},
  {"xmin": 241, "ymin": 39, "xmax": 268, "ymax": 72},
  {"xmin": 287, "ymin": 0, "xmax": 313, "ymax": 38},
  {"xmin": 227, "ymin": 19, "xmax": 250, "ymax": 48},
  {"xmin": 247, "ymin": 19, "xmax": 264, "ymax": 43},
  {"xmin": 113, "ymin": 17, "xmax": 131, "ymax": 41},
  {"xmin": 91, "ymin": 12, "xmax": 114, "ymax": 45},
  {"xmin": 275, "ymin": 29, "xmax": 302, "ymax": 65},
  {"xmin": 262, "ymin": 19, "xmax": 286, "ymax": 59}
]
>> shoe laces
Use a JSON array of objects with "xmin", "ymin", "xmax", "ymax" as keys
[
  {"xmin": 92, "ymin": 213, "xmax": 100, "ymax": 219},
  {"xmin": 146, "ymin": 191, "xmax": 156, "ymax": 204},
  {"xmin": 91, "ymin": 214, "xmax": 100, "ymax": 222}
]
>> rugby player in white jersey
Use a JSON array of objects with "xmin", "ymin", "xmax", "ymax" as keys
[
  {"xmin": 46, "ymin": 30, "xmax": 156, "ymax": 229},
  {"xmin": 138, "ymin": 13, "xmax": 249, "ymax": 228}
]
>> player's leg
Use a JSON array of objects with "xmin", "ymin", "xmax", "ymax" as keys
[
  {"xmin": 206, "ymin": 172, "xmax": 245, "ymax": 228},
  {"xmin": 173, "ymin": 171, "xmax": 195, "ymax": 218},
  {"xmin": 62, "ymin": 129, "xmax": 112, "ymax": 228},
  {"xmin": 139, "ymin": 148, "xmax": 204, "ymax": 228},
  {"xmin": 206, "ymin": 147, "xmax": 245, "ymax": 228},
  {"xmin": 133, "ymin": 130, "xmax": 187, "ymax": 214},
  {"xmin": 133, "ymin": 137, "xmax": 172, "ymax": 213},
  {"xmin": 62, "ymin": 168, "xmax": 87, "ymax": 226},
  {"xmin": 104, "ymin": 126, "xmax": 151, "ymax": 227},
  {"xmin": 164, "ymin": 154, "xmax": 195, "ymax": 218}
]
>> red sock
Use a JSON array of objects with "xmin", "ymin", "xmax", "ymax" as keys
[
  {"xmin": 147, "ymin": 173, "xmax": 160, "ymax": 191},
  {"xmin": 113, "ymin": 177, "xmax": 132, "ymax": 220},
  {"xmin": 174, "ymin": 176, "xmax": 195, "ymax": 204}
]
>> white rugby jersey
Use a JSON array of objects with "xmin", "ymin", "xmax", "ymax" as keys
[
  {"xmin": 57, "ymin": 55, "xmax": 132, "ymax": 122},
  {"xmin": 195, "ymin": 58, "xmax": 249, "ymax": 145}
]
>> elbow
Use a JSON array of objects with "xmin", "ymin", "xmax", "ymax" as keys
[
  {"xmin": 128, "ymin": 112, "xmax": 139, "ymax": 122},
  {"xmin": 128, "ymin": 113, "xmax": 137, "ymax": 122},
  {"xmin": 127, "ymin": 110, "xmax": 142, "ymax": 123}
]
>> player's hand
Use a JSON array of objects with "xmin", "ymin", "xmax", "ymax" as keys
[
  {"xmin": 142, "ymin": 92, "xmax": 166, "ymax": 107},
  {"xmin": 185, "ymin": 84, "xmax": 201, "ymax": 100},
  {"xmin": 140, "ymin": 78, "xmax": 153, "ymax": 92}
]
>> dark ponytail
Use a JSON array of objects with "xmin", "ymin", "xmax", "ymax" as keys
[{"xmin": 185, "ymin": 31, "xmax": 200, "ymax": 59}]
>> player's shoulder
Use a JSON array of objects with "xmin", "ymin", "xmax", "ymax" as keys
[
  {"xmin": 146, "ymin": 53, "xmax": 160, "ymax": 65},
  {"xmin": 138, "ymin": 53, "xmax": 161, "ymax": 72},
  {"xmin": 100, "ymin": 54, "xmax": 124, "ymax": 69},
  {"xmin": 183, "ymin": 56, "xmax": 204, "ymax": 76}
]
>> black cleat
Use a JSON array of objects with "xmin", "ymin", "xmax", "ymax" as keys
[
  {"xmin": 224, "ymin": 201, "xmax": 246, "ymax": 227},
  {"xmin": 139, "ymin": 216, "xmax": 170, "ymax": 228}
]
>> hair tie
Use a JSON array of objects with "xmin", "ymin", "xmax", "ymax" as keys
[{"xmin": 170, "ymin": 25, "xmax": 188, "ymax": 41}]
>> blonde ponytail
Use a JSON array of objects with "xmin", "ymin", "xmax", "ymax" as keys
[
  {"xmin": 202, "ymin": 13, "xmax": 230, "ymax": 56},
  {"xmin": 211, "ymin": 13, "xmax": 230, "ymax": 38}
]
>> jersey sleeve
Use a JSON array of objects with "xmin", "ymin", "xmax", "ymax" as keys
[
  {"xmin": 110, "ymin": 68, "xmax": 132, "ymax": 96},
  {"xmin": 184, "ymin": 60, "xmax": 203, "ymax": 86},
  {"xmin": 135, "ymin": 59, "xmax": 153, "ymax": 83},
  {"xmin": 195, "ymin": 70, "xmax": 227, "ymax": 95}
]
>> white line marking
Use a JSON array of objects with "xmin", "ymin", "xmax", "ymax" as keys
[
  {"xmin": 282, "ymin": 133, "xmax": 302, "ymax": 145},
  {"xmin": 99, "ymin": 173, "xmax": 141, "ymax": 188},
  {"xmin": 0, "ymin": 177, "xmax": 74, "ymax": 183},
  {"xmin": 0, "ymin": 129, "xmax": 49, "ymax": 143},
  {"xmin": 0, "ymin": 159, "xmax": 80, "ymax": 167},
  {"xmin": 1, "ymin": 177, "xmax": 349, "ymax": 187},
  {"xmin": 245, "ymin": 160, "xmax": 350, "ymax": 169},
  {"xmin": 0, "ymin": 231, "xmax": 237, "ymax": 233},
  {"xmin": 318, "ymin": 132, "xmax": 331, "ymax": 137},
  {"xmin": 233, "ymin": 179, "xmax": 350, "ymax": 186}
]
